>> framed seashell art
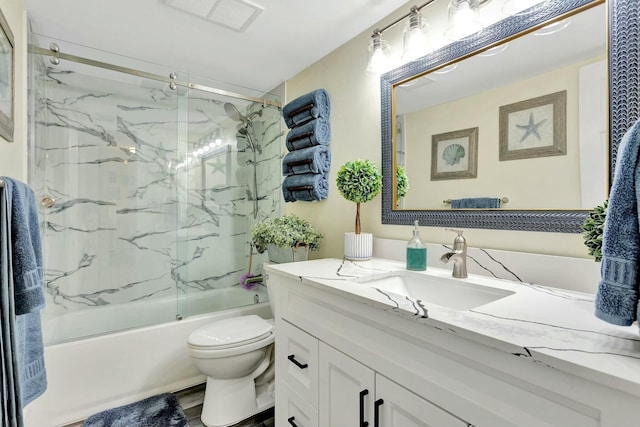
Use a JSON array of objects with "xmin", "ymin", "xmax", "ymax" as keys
[{"xmin": 431, "ymin": 127, "xmax": 478, "ymax": 181}]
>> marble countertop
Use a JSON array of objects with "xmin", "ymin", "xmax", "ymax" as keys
[{"xmin": 265, "ymin": 257, "xmax": 640, "ymax": 398}]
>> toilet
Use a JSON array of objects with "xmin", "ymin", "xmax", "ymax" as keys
[{"xmin": 187, "ymin": 314, "xmax": 275, "ymax": 427}]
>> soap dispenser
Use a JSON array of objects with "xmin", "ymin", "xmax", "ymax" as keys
[{"xmin": 406, "ymin": 220, "xmax": 427, "ymax": 271}]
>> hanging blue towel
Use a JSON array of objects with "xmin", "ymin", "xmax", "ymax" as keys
[
  {"xmin": 0, "ymin": 176, "xmax": 47, "ymax": 416},
  {"xmin": 451, "ymin": 198, "xmax": 501, "ymax": 209},
  {"xmin": 285, "ymin": 118, "xmax": 331, "ymax": 151},
  {"xmin": 282, "ymin": 89, "xmax": 330, "ymax": 129},
  {"xmin": 595, "ymin": 119, "xmax": 640, "ymax": 330},
  {"xmin": 282, "ymin": 173, "xmax": 328, "ymax": 202},
  {"xmin": 282, "ymin": 146, "xmax": 331, "ymax": 176}
]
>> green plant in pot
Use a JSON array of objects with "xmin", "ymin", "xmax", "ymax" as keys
[
  {"xmin": 336, "ymin": 159, "xmax": 382, "ymax": 260},
  {"xmin": 582, "ymin": 200, "xmax": 607, "ymax": 262},
  {"xmin": 396, "ymin": 164, "xmax": 409, "ymax": 207},
  {"xmin": 251, "ymin": 214, "xmax": 323, "ymax": 263}
]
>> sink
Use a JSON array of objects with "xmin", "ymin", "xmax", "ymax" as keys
[{"xmin": 354, "ymin": 270, "xmax": 515, "ymax": 310}]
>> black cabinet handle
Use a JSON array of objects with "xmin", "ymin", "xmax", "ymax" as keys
[
  {"xmin": 374, "ymin": 398, "xmax": 384, "ymax": 427},
  {"xmin": 359, "ymin": 389, "xmax": 369, "ymax": 427},
  {"xmin": 288, "ymin": 416, "xmax": 298, "ymax": 426},
  {"xmin": 287, "ymin": 354, "xmax": 308, "ymax": 369}
]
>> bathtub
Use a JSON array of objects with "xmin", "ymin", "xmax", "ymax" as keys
[{"xmin": 24, "ymin": 287, "xmax": 272, "ymax": 427}]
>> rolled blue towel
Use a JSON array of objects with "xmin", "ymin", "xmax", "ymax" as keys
[
  {"xmin": 286, "ymin": 118, "xmax": 331, "ymax": 151},
  {"xmin": 282, "ymin": 145, "xmax": 331, "ymax": 176},
  {"xmin": 282, "ymin": 89, "xmax": 330, "ymax": 129},
  {"xmin": 282, "ymin": 173, "xmax": 328, "ymax": 202},
  {"xmin": 451, "ymin": 197, "xmax": 501, "ymax": 209}
]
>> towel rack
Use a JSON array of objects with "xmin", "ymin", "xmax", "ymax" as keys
[
  {"xmin": 287, "ymin": 103, "xmax": 315, "ymax": 118},
  {"xmin": 0, "ymin": 178, "xmax": 3, "ymax": 188},
  {"xmin": 286, "ymin": 159, "xmax": 314, "ymax": 167},
  {"xmin": 443, "ymin": 197, "xmax": 509, "ymax": 204},
  {"xmin": 288, "ymin": 185, "xmax": 314, "ymax": 192},
  {"xmin": 288, "ymin": 131, "xmax": 315, "ymax": 143}
]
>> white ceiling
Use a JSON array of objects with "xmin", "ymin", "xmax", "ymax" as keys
[{"xmin": 23, "ymin": 0, "xmax": 409, "ymax": 94}]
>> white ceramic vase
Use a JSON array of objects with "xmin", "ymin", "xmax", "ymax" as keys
[{"xmin": 344, "ymin": 232, "xmax": 373, "ymax": 261}]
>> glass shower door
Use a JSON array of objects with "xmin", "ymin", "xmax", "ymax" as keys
[{"xmin": 31, "ymin": 39, "xmax": 182, "ymax": 344}]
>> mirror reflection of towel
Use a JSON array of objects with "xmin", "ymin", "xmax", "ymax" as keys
[{"xmin": 451, "ymin": 198, "xmax": 501, "ymax": 209}]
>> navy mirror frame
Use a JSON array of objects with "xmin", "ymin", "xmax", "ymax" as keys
[{"xmin": 381, "ymin": 0, "xmax": 637, "ymax": 233}]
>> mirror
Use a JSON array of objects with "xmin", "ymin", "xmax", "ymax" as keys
[{"xmin": 381, "ymin": 0, "xmax": 637, "ymax": 233}]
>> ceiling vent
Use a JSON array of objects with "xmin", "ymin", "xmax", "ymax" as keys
[{"xmin": 164, "ymin": 0, "xmax": 264, "ymax": 32}]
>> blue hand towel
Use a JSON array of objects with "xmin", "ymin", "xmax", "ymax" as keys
[
  {"xmin": 451, "ymin": 197, "xmax": 501, "ymax": 209},
  {"xmin": 282, "ymin": 89, "xmax": 330, "ymax": 129},
  {"xmin": 0, "ymin": 177, "xmax": 47, "ymax": 410},
  {"xmin": 285, "ymin": 118, "xmax": 331, "ymax": 151},
  {"xmin": 1, "ymin": 177, "xmax": 45, "ymax": 315},
  {"xmin": 595, "ymin": 119, "xmax": 640, "ymax": 329},
  {"xmin": 283, "ymin": 145, "xmax": 331, "ymax": 176},
  {"xmin": 282, "ymin": 173, "xmax": 329, "ymax": 202}
]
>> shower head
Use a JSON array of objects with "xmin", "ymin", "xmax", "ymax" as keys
[
  {"xmin": 224, "ymin": 102, "xmax": 246, "ymax": 123},
  {"xmin": 224, "ymin": 102, "xmax": 263, "ymax": 125}
]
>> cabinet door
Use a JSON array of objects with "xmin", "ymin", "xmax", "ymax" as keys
[
  {"xmin": 277, "ymin": 320, "xmax": 319, "ymax": 407},
  {"xmin": 319, "ymin": 342, "xmax": 375, "ymax": 427},
  {"xmin": 276, "ymin": 382, "xmax": 318, "ymax": 427},
  {"xmin": 376, "ymin": 375, "xmax": 469, "ymax": 427}
]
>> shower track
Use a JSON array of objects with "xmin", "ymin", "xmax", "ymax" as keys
[{"xmin": 28, "ymin": 44, "xmax": 281, "ymax": 108}]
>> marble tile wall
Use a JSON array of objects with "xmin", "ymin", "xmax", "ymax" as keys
[{"xmin": 30, "ymin": 59, "xmax": 282, "ymax": 342}]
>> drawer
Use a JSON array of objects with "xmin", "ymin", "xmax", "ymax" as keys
[
  {"xmin": 275, "ymin": 382, "xmax": 318, "ymax": 427},
  {"xmin": 276, "ymin": 320, "xmax": 319, "ymax": 407}
]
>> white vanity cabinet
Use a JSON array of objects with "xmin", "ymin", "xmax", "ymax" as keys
[
  {"xmin": 267, "ymin": 263, "xmax": 640, "ymax": 427},
  {"xmin": 276, "ymin": 319, "xmax": 468, "ymax": 427},
  {"xmin": 320, "ymin": 340, "xmax": 469, "ymax": 427}
]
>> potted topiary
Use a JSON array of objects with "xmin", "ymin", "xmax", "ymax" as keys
[
  {"xmin": 251, "ymin": 214, "xmax": 323, "ymax": 263},
  {"xmin": 582, "ymin": 200, "xmax": 607, "ymax": 262},
  {"xmin": 336, "ymin": 159, "xmax": 382, "ymax": 260},
  {"xmin": 396, "ymin": 164, "xmax": 409, "ymax": 208}
]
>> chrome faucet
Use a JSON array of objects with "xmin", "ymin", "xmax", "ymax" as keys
[{"xmin": 440, "ymin": 229, "xmax": 467, "ymax": 278}]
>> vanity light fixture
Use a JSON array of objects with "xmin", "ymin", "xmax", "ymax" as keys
[
  {"xmin": 366, "ymin": 0, "xmax": 492, "ymax": 74},
  {"xmin": 402, "ymin": 7, "xmax": 432, "ymax": 62},
  {"xmin": 367, "ymin": 30, "xmax": 392, "ymax": 74},
  {"xmin": 444, "ymin": 0, "xmax": 484, "ymax": 40}
]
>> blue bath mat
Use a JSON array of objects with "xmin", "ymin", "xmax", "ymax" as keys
[{"xmin": 83, "ymin": 393, "xmax": 189, "ymax": 427}]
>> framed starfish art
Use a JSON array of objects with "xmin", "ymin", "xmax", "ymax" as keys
[{"xmin": 498, "ymin": 90, "xmax": 567, "ymax": 161}]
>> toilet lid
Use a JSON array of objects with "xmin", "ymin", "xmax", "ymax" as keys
[{"xmin": 187, "ymin": 315, "xmax": 273, "ymax": 349}]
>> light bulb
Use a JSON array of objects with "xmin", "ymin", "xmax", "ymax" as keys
[
  {"xmin": 370, "ymin": 48, "xmax": 388, "ymax": 72},
  {"xmin": 456, "ymin": 2, "xmax": 474, "ymax": 27},
  {"xmin": 445, "ymin": 0, "xmax": 483, "ymax": 40}
]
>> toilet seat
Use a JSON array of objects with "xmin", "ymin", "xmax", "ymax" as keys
[{"xmin": 187, "ymin": 315, "xmax": 274, "ymax": 358}]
